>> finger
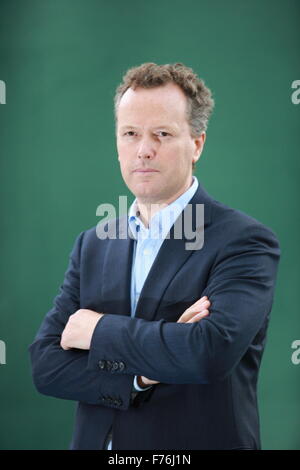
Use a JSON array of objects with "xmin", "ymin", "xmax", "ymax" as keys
[
  {"xmin": 188, "ymin": 297, "xmax": 210, "ymax": 313},
  {"xmin": 60, "ymin": 335, "xmax": 71, "ymax": 350},
  {"xmin": 191, "ymin": 300, "xmax": 210, "ymax": 312},
  {"xmin": 142, "ymin": 376, "xmax": 160, "ymax": 385},
  {"xmin": 178, "ymin": 300, "xmax": 210, "ymax": 322},
  {"xmin": 186, "ymin": 309, "xmax": 209, "ymax": 323},
  {"xmin": 177, "ymin": 307, "xmax": 209, "ymax": 323},
  {"xmin": 186, "ymin": 299, "xmax": 210, "ymax": 313},
  {"xmin": 192, "ymin": 296, "xmax": 208, "ymax": 306},
  {"xmin": 182, "ymin": 296, "xmax": 208, "ymax": 312}
]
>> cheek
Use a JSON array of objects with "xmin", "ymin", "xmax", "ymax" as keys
[
  {"xmin": 118, "ymin": 141, "xmax": 134, "ymax": 159},
  {"xmin": 117, "ymin": 147, "xmax": 130, "ymax": 167},
  {"xmin": 164, "ymin": 144, "xmax": 188, "ymax": 166}
]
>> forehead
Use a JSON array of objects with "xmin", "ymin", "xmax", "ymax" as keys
[{"xmin": 117, "ymin": 82, "xmax": 188, "ymax": 123}]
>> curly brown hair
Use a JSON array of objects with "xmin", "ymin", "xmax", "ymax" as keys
[
  {"xmin": 114, "ymin": 62, "xmax": 215, "ymax": 171},
  {"xmin": 114, "ymin": 62, "xmax": 214, "ymax": 133}
]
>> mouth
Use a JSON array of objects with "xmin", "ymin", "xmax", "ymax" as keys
[{"xmin": 132, "ymin": 169, "xmax": 159, "ymax": 173}]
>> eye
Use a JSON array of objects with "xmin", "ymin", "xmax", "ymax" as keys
[
  {"xmin": 124, "ymin": 131, "xmax": 136, "ymax": 137},
  {"xmin": 157, "ymin": 131, "xmax": 170, "ymax": 137}
]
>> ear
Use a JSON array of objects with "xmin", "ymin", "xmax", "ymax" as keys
[{"xmin": 192, "ymin": 132, "xmax": 206, "ymax": 165}]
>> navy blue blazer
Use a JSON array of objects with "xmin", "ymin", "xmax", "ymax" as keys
[{"xmin": 28, "ymin": 181, "xmax": 280, "ymax": 450}]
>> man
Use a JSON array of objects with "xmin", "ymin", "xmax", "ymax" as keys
[{"xmin": 29, "ymin": 62, "xmax": 280, "ymax": 450}]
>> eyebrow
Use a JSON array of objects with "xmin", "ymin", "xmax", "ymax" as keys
[{"xmin": 119, "ymin": 124, "xmax": 178, "ymax": 131}]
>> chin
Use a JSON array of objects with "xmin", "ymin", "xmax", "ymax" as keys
[
  {"xmin": 133, "ymin": 187, "xmax": 160, "ymax": 201},
  {"xmin": 131, "ymin": 182, "xmax": 157, "ymax": 195}
]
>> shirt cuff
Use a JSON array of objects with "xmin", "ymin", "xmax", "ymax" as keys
[{"xmin": 133, "ymin": 375, "xmax": 153, "ymax": 392}]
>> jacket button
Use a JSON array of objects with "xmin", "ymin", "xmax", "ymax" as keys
[
  {"xmin": 107, "ymin": 396, "xmax": 113, "ymax": 404},
  {"xmin": 112, "ymin": 361, "xmax": 119, "ymax": 371},
  {"xmin": 119, "ymin": 361, "xmax": 125, "ymax": 371},
  {"xmin": 106, "ymin": 360, "xmax": 112, "ymax": 371},
  {"xmin": 98, "ymin": 360, "xmax": 106, "ymax": 370}
]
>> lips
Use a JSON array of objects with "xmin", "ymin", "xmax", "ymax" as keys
[{"xmin": 133, "ymin": 169, "xmax": 159, "ymax": 173}]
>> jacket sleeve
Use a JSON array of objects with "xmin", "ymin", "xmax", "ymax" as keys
[
  {"xmin": 87, "ymin": 223, "xmax": 281, "ymax": 384},
  {"xmin": 28, "ymin": 231, "xmax": 140, "ymax": 411}
]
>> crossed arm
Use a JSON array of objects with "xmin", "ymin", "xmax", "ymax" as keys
[
  {"xmin": 59, "ymin": 296, "xmax": 211, "ymax": 387},
  {"xmin": 28, "ymin": 222, "xmax": 280, "ymax": 408}
]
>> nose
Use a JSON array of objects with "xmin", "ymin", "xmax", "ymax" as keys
[{"xmin": 137, "ymin": 137, "xmax": 156, "ymax": 160}]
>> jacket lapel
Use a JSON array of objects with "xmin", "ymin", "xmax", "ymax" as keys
[
  {"xmin": 101, "ymin": 182, "xmax": 212, "ymax": 321},
  {"xmin": 134, "ymin": 182, "xmax": 213, "ymax": 321},
  {"xmin": 100, "ymin": 216, "xmax": 134, "ymax": 317}
]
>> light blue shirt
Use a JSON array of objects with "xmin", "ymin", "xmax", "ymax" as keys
[
  {"xmin": 129, "ymin": 176, "xmax": 199, "ymax": 318},
  {"xmin": 105, "ymin": 175, "xmax": 199, "ymax": 449}
]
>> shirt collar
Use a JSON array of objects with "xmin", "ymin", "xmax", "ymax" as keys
[{"xmin": 128, "ymin": 176, "xmax": 199, "ymax": 240}]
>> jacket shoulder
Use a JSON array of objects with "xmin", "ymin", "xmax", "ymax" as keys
[{"xmin": 207, "ymin": 195, "xmax": 280, "ymax": 250}]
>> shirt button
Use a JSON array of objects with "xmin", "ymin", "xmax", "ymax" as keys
[{"xmin": 143, "ymin": 249, "xmax": 150, "ymax": 255}]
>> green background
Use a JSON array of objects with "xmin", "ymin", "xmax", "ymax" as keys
[{"xmin": 0, "ymin": 0, "xmax": 299, "ymax": 450}]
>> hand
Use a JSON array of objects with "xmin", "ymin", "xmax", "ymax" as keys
[
  {"xmin": 177, "ymin": 296, "xmax": 210, "ymax": 323},
  {"xmin": 60, "ymin": 309, "xmax": 104, "ymax": 350},
  {"xmin": 138, "ymin": 296, "xmax": 211, "ymax": 386}
]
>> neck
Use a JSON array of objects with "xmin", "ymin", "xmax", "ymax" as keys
[{"xmin": 136, "ymin": 177, "xmax": 193, "ymax": 228}]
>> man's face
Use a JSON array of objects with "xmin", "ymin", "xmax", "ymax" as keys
[{"xmin": 116, "ymin": 82, "xmax": 205, "ymax": 205}]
